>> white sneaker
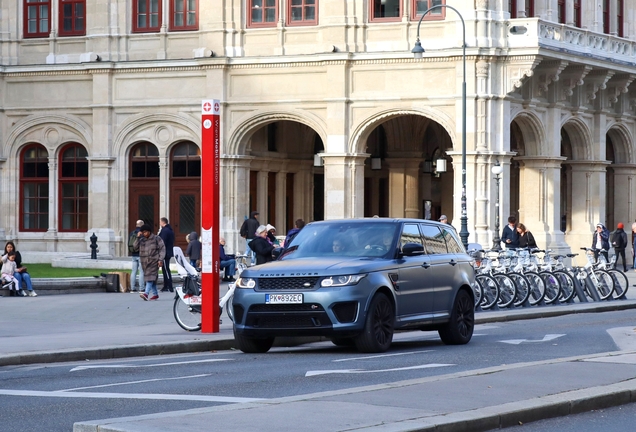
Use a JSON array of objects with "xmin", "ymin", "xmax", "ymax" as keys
[{"xmin": 27, "ymin": 291, "xmax": 37, "ymax": 297}]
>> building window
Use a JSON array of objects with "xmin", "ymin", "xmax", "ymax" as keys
[
  {"xmin": 509, "ymin": 0, "xmax": 533, "ymax": 18},
  {"xmin": 133, "ymin": 0, "xmax": 161, "ymax": 32},
  {"xmin": 58, "ymin": 0, "xmax": 85, "ymax": 36},
  {"xmin": 171, "ymin": 142, "xmax": 201, "ymax": 178},
  {"xmin": 370, "ymin": 0, "xmax": 401, "ymax": 22},
  {"xmin": 21, "ymin": 144, "xmax": 49, "ymax": 232},
  {"xmin": 24, "ymin": 0, "xmax": 51, "ymax": 38},
  {"xmin": 557, "ymin": 0, "xmax": 565, "ymax": 24},
  {"xmin": 603, "ymin": 0, "xmax": 610, "ymax": 34},
  {"xmin": 288, "ymin": 0, "xmax": 317, "ymax": 26},
  {"xmin": 248, "ymin": 0, "xmax": 278, "ymax": 28},
  {"xmin": 412, "ymin": 0, "xmax": 444, "ymax": 20},
  {"xmin": 574, "ymin": 0, "xmax": 581, "ymax": 27},
  {"xmin": 170, "ymin": 0, "xmax": 198, "ymax": 31},
  {"xmin": 59, "ymin": 144, "xmax": 88, "ymax": 232},
  {"xmin": 131, "ymin": 142, "xmax": 160, "ymax": 178},
  {"xmin": 618, "ymin": 0, "xmax": 624, "ymax": 37}
]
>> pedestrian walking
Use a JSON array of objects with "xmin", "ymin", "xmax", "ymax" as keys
[
  {"xmin": 185, "ymin": 232, "xmax": 202, "ymax": 269},
  {"xmin": 438, "ymin": 214, "xmax": 448, "ymax": 224},
  {"xmin": 611, "ymin": 222, "xmax": 628, "ymax": 272},
  {"xmin": 239, "ymin": 211, "xmax": 260, "ymax": 265},
  {"xmin": 128, "ymin": 220, "xmax": 145, "ymax": 292},
  {"xmin": 133, "ymin": 224, "xmax": 165, "ymax": 301},
  {"xmin": 158, "ymin": 217, "xmax": 175, "ymax": 292},
  {"xmin": 501, "ymin": 216, "xmax": 519, "ymax": 249},
  {"xmin": 592, "ymin": 222, "xmax": 610, "ymax": 262},
  {"xmin": 516, "ymin": 223, "xmax": 537, "ymax": 249}
]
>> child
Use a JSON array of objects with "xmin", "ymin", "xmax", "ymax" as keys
[{"xmin": 2, "ymin": 252, "xmax": 22, "ymax": 296}]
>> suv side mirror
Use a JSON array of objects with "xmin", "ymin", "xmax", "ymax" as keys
[{"xmin": 402, "ymin": 243, "xmax": 425, "ymax": 256}]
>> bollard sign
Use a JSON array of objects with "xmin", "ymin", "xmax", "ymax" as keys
[{"xmin": 201, "ymin": 99, "xmax": 220, "ymax": 333}]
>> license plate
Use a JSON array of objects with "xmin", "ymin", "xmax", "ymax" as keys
[
  {"xmin": 265, "ymin": 293, "xmax": 303, "ymax": 304},
  {"xmin": 188, "ymin": 296, "xmax": 202, "ymax": 305}
]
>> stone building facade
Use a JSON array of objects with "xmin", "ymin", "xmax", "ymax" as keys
[{"xmin": 0, "ymin": 0, "xmax": 635, "ymax": 261}]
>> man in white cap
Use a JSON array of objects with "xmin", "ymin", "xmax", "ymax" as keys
[{"xmin": 439, "ymin": 215, "xmax": 448, "ymax": 224}]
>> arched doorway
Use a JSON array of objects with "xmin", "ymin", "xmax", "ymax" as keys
[
  {"xmin": 128, "ymin": 142, "xmax": 160, "ymax": 235},
  {"xmin": 170, "ymin": 141, "xmax": 201, "ymax": 250}
]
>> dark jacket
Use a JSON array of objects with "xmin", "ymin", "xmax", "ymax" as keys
[
  {"xmin": 501, "ymin": 224, "xmax": 519, "ymax": 249},
  {"xmin": 185, "ymin": 232, "xmax": 202, "ymax": 261},
  {"xmin": 592, "ymin": 225, "xmax": 610, "ymax": 251},
  {"xmin": 518, "ymin": 231, "xmax": 537, "ymax": 249},
  {"xmin": 158, "ymin": 224, "xmax": 175, "ymax": 258},
  {"xmin": 249, "ymin": 236, "xmax": 275, "ymax": 265},
  {"xmin": 133, "ymin": 233, "xmax": 166, "ymax": 282},
  {"xmin": 611, "ymin": 228, "xmax": 628, "ymax": 250},
  {"xmin": 129, "ymin": 228, "xmax": 141, "ymax": 257},
  {"xmin": 240, "ymin": 212, "xmax": 260, "ymax": 240},
  {"xmin": 220, "ymin": 244, "xmax": 234, "ymax": 262},
  {"xmin": 284, "ymin": 227, "xmax": 301, "ymax": 248}
]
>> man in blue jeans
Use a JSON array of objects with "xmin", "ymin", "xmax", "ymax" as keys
[
  {"xmin": 128, "ymin": 220, "xmax": 145, "ymax": 292},
  {"xmin": 219, "ymin": 238, "xmax": 236, "ymax": 281}
]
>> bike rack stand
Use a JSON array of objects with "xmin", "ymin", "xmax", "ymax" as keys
[
  {"xmin": 584, "ymin": 278, "xmax": 603, "ymax": 302},
  {"xmin": 572, "ymin": 277, "xmax": 589, "ymax": 303}
]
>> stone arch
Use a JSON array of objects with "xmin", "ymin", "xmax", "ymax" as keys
[
  {"xmin": 350, "ymin": 108, "xmax": 456, "ymax": 155},
  {"xmin": 113, "ymin": 112, "xmax": 200, "ymax": 160},
  {"xmin": 560, "ymin": 117, "xmax": 593, "ymax": 161},
  {"xmin": 4, "ymin": 113, "xmax": 93, "ymax": 160},
  {"xmin": 226, "ymin": 110, "xmax": 327, "ymax": 156},
  {"xmin": 509, "ymin": 109, "xmax": 545, "ymax": 156},
  {"xmin": 605, "ymin": 122, "xmax": 633, "ymax": 164}
]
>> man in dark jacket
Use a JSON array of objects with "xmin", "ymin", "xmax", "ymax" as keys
[
  {"xmin": 611, "ymin": 222, "xmax": 628, "ymax": 271},
  {"xmin": 592, "ymin": 222, "xmax": 610, "ymax": 262},
  {"xmin": 185, "ymin": 232, "xmax": 202, "ymax": 268},
  {"xmin": 284, "ymin": 218, "xmax": 305, "ymax": 248},
  {"xmin": 219, "ymin": 238, "xmax": 236, "ymax": 281},
  {"xmin": 501, "ymin": 216, "xmax": 519, "ymax": 249},
  {"xmin": 249, "ymin": 225, "xmax": 275, "ymax": 265},
  {"xmin": 158, "ymin": 217, "xmax": 175, "ymax": 292},
  {"xmin": 133, "ymin": 224, "xmax": 166, "ymax": 301},
  {"xmin": 239, "ymin": 211, "xmax": 260, "ymax": 265},
  {"xmin": 128, "ymin": 220, "xmax": 145, "ymax": 292}
]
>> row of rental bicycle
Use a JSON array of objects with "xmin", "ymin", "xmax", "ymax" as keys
[{"xmin": 467, "ymin": 247, "xmax": 629, "ymax": 310}]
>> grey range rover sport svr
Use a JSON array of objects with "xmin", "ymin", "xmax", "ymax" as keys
[{"xmin": 231, "ymin": 218, "xmax": 475, "ymax": 353}]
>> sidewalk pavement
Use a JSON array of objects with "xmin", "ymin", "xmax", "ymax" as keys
[{"xmin": 1, "ymin": 277, "xmax": 636, "ymax": 432}]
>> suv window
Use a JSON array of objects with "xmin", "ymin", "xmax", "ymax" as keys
[
  {"xmin": 441, "ymin": 227, "xmax": 464, "ymax": 253},
  {"xmin": 420, "ymin": 224, "xmax": 448, "ymax": 254},
  {"xmin": 400, "ymin": 223, "xmax": 423, "ymax": 249}
]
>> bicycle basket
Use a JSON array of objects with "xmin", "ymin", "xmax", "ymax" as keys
[{"xmin": 182, "ymin": 276, "xmax": 201, "ymax": 296}]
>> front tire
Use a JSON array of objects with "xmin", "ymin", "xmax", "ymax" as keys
[
  {"xmin": 233, "ymin": 327, "xmax": 274, "ymax": 353},
  {"xmin": 439, "ymin": 290, "xmax": 474, "ymax": 345},
  {"xmin": 354, "ymin": 293, "xmax": 394, "ymax": 353},
  {"xmin": 173, "ymin": 297, "xmax": 201, "ymax": 332}
]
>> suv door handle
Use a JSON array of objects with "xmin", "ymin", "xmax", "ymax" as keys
[
  {"xmin": 449, "ymin": 259, "xmax": 457, "ymax": 266},
  {"xmin": 422, "ymin": 262, "xmax": 431, "ymax": 269}
]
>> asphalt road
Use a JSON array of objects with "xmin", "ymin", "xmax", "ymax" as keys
[{"xmin": 2, "ymin": 309, "xmax": 635, "ymax": 432}]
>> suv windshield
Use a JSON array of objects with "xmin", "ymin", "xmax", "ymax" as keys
[{"xmin": 280, "ymin": 222, "xmax": 398, "ymax": 260}]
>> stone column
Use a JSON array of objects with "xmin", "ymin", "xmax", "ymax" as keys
[
  {"xmin": 220, "ymin": 155, "xmax": 253, "ymax": 254},
  {"xmin": 292, "ymin": 160, "xmax": 313, "ymax": 225},
  {"xmin": 45, "ymin": 157, "xmax": 59, "ymax": 251},
  {"xmin": 159, "ymin": 156, "xmax": 169, "ymax": 222},
  {"xmin": 86, "ymin": 157, "xmax": 116, "ymax": 258},
  {"xmin": 257, "ymin": 170, "xmax": 268, "ymax": 220},
  {"xmin": 321, "ymin": 153, "xmax": 368, "ymax": 219},
  {"xmin": 386, "ymin": 157, "xmax": 421, "ymax": 218},
  {"xmin": 610, "ymin": 165, "xmax": 636, "ymax": 228},
  {"xmin": 275, "ymin": 170, "xmax": 287, "ymax": 232}
]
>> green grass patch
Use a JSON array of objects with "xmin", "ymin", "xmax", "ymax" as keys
[{"xmin": 21, "ymin": 264, "xmax": 128, "ymax": 278}]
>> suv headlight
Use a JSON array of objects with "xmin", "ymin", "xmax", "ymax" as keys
[
  {"xmin": 236, "ymin": 277, "xmax": 256, "ymax": 289},
  {"xmin": 320, "ymin": 274, "xmax": 366, "ymax": 287}
]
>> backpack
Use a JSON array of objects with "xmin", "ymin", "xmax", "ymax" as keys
[
  {"xmin": 128, "ymin": 231, "xmax": 137, "ymax": 253},
  {"xmin": 613, "ymin": 231, "xmax": 626, "ymax": 249}
]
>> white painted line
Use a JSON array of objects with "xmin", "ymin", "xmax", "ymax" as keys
[
  {"xmin": 333, "ymin": 351, "xmax": 432, "ymax": 362},
  {"xmin": 0, "ymin": 389, "xmax": 263, "ymax": 404},
  {"xmin": 59, "ymin": 374, "xmax": 211, "ymax": 392},
  {"xmin": 607, "ymin": 327, "xmax": 636, "ymax": 351},
  {"xmin": 70, "ymin": 358, "xmax": 230, "ymax": 372},
  {"xmin": 499, "ymin": 334, "xmax": 565, "ymax": 345},
  {"xmin": 306, "ymin": 363, "xmax": 454, "ymax": 377}
]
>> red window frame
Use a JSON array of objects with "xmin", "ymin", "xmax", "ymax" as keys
[
  {"xmin": 58, "ymin": 0, "xmax": 86, "ymax": 36},
  {"xmin": 59, "ymin": 143, "xmax": 89, "ymax": 232},
  {"xmin": 557, "ymin": 0, "xmax": 565, "ymax": 24},
  {"xmin": 370, "ymin": 0, "xmax": 401, "ymax": 22},
  {"xmin": 247, "ymin": 0, "xmax": 278, "ymax": 28},
  {"xmin": 170, "ymin": 0, "xmax": 198, "ymax": 31},
  {"xmin": 618, "ymin": 0, "xmax": 624, "ymax": 37},
  {"xmin": 133, "ymin": 0, "xmax": 161, "ymax": 33},
  {"xmin": 24, "ymin": 0, "xmax": 51, "ymax": 38},
  {"xmin": 411, "ymin": 0, "xmax": 445, "ymax": 21},
  {"xmin": 287, "ymin": 0, "xmax": 318, "ymax": 26},
  {"xmin": 574, "ymin": 0, "xmax": 581, "ymax": 27},
  {"xmin": 20, "ymin": 144, "xmax": 49, "ymax": 232}
]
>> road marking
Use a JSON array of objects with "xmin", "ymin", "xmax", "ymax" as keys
[
  {"xmin": 59, "ymin": 374, "xmax": 211, "ymax": 392},
  {"xmin": 333, "ymin": 351, "xmax": 432, "ymax": 362},
  {"xmin": 607, "ymin": 327, "xmax": 636, "ymax": 351},
  {"xmin": 305, "ymin": 363, "xmax": 454, "ymax": 377},
  {"xmin": 0, "ymin": 389, "xmax": 263, "ymax": 404},
  {"xmin": 499, "ymin": 334, "xmax": 565, "ymax": 345},
  {"xmin": 70, "ymin": 358, "xmax": 230, "ymax": 372}
]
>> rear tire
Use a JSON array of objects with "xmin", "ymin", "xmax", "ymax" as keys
[
  {"xmin": 173, "ymin": 297, "xmax": 202, "ymax": 332},
  {"xmin": 525, "ymin": 272, "xmax": 546, "ymax": 305},
  {"xmin": 554, "ymin": 271, "xmax": 576, "ymax": 303},
  {"xmin": 508, "ymin": 272, "xmax": 531, "ymax": 306},
  {"xmin": 608, "ymin": 269, "xmax": 629, "ymax": 299},
  {"xmin": 539, "ymin": 271, "xmax": 561, "ymax": 304},
  {"xmin": 594, "ymin": 270, "xmax": 615, "ymax": 300},
  {"xmin": 476, "ymin": 274, "xmax": 499, "ymax": 310},
  {"xmin": 233, "ymin": 327, "xmax": 274, "ymax": 353},
  {"xmin": 438, "ymin": 290, "xmax": 474, "ymax": 345},
  {"xmin": 494, "ymin": 274, "xmax": 517, "ymax": 308},
  {"xmin": 354, "ymin": 293, "xmax": 394, "ymax": 353}
]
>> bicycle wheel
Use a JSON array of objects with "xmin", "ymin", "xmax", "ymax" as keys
[
  {"xmin": 553, "ymin": 270, "xmax": 576, "ymax": 303},
  {"xmin": 539, "ymin": 271, "xmax": 561, "ymax": 305},
  {"xmin": 525, "ymin": 271, "xmax": 546, "ymax": 305},
  {"xmin": 508, "ymin": 272, "xmax": 531, "ymax": 306},
  {"xmin": 476, "ymin": 274, "xmax": 499, "ymax": 310},
  {"xmin": 493, "ymin": 274, "xmax": 517, "ymax": 308},
  {"xmin": 173, "ymin": 297, "xmax": 202, "ymax": 331},
  {"xmin": 593, "ymin": 270, "xmax": 615, "ymax": 300},
  {"xmin": 471, "ymin": 280, "xmax": 483, "ymax": 308},
  {"xmin": 607, "ymin": 269, "xmax": 629, "ymax": 299}
]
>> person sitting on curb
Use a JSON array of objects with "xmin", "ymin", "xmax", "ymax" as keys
[
  {"xmin": 2, "ymin": 252, "xmax": 22, "ymax": 296},
  {"xmin": 3, "ymin": 241, "xmax": 36, "ymax": 296},
  {"xmin": 219, "ymin": 238, "xmax": 236, "ymax": 282}
]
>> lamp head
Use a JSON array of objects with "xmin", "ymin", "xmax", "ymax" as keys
[
  {"xmin": 411, "ymin": 39, "xmax": 425, "ymax": 59},
  {"xmin": 491, "ymin": 162, "xmax": 503, "ymax": 175}
]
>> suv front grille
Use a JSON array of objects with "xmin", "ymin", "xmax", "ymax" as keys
[{"xmin": 257, "ymin": 277, "xmax": 319, "ymax": 290}]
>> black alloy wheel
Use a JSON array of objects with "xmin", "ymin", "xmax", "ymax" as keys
[{"xmin": 439, "ymin": 289, "xmax": 474, "ymax": 345}]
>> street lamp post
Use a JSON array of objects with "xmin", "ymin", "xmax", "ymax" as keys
[
  {"xmin": 491, "ymin": 162, "xmax": 503, "ymax": 251},
  {"xmin": 411, "ymin": 5, "xmax": 469, "ymax": 249}
]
